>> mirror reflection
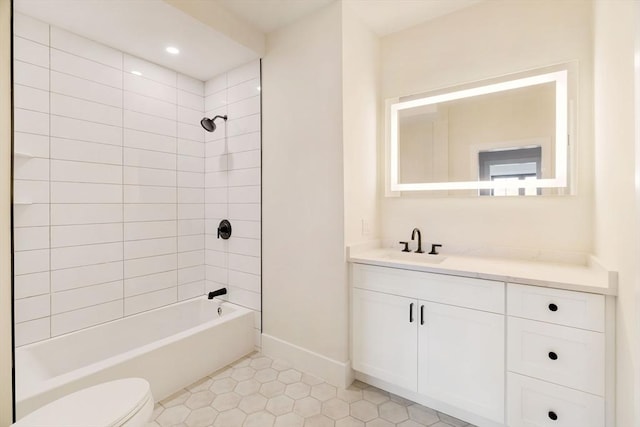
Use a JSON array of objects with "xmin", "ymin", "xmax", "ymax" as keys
[{"xmin": 389, "ymin": 70, "xmax": 569, "ymax": 195}]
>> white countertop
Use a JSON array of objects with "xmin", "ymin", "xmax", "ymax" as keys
[{"xmin": 348, "ymin": 247, "xmax": 618, "ymax": 296}]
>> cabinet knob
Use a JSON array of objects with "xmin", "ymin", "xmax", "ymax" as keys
[
  {"xmin": 548, "ymin": 411, "xmax": 558, "ymax": 421},
  {"xmin": 548, "ymin": 303, "xmax": 558, "ymax": 312},
  {"xmin": 548, "ymin": 351, "xmax": 558, "ymax": 360}
]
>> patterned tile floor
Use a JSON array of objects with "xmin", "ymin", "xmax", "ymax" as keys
[{"xmin": 147, "ymin": 352, "xmax": 477, "ymax": 427}]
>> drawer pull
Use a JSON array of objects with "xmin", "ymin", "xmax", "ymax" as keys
[
  {"xmin": 420, "ymin": 305, "xmax": 424, "ymax": 325},
  {"xmin": 409, "ymin": 303, "xmax": 414, "ymax": 323},
  {"xmin": 548, "ymin": 303, "xmax": 558, "ymax": 312},
  {"xmin": 548, "ymin": 351, "xmax": 558, "ymax": 360},
  {"xmin": 548, "ymin": 411, "xmax": 558, "ymax": 421}
]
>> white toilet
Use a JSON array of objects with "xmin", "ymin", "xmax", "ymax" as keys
[{"xmin": 13, "ymin": 378, "xmax": 154, "ymax": 427}]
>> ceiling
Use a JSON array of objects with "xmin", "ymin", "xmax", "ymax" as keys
[
  {"xmin": 14, "ymin": 0, "xmax": 259, "ymax": 81},
  {"xmin": 344, "ymin": 0, "xmax": 482, "ymax": 36},
  {"xmin": 216, "ymin": 0, "xmax": 481, "ymax": 36},
  {"xmin": 215, "ymin": 0, "xmax": 334, "ymax": 34},
  {"xmin": 15, "ymin": 0, "xmax": 481, "ymax": 82}
]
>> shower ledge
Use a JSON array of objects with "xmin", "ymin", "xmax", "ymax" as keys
[{"xmin": 347, "ymin": 242, "xmax": 617, "ymax": 296}]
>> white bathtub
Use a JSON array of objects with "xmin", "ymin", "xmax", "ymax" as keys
[{"xmin": 15, "ymin": 297, "xmax": 255, "ymax": 418}]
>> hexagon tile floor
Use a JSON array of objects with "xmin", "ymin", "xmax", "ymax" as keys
[{"xmin": 147, "ymin": 352, "xmax": 478, "ymax": 427}]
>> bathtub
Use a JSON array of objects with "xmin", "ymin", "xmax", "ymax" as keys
[{"xmin": 15, "ymin": 297, "xmax": 255, "ymax": 418}]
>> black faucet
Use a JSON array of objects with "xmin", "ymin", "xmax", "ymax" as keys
[
  {"xmin": 411, "ymin": 228, "xmax": 424, "ymax": 253},
  {"xmin": 208, "ymin": 288, "xmax": 227, "ymax": 299}
]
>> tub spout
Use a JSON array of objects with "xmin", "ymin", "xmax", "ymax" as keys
[{"xmin": 208, "ymin": 288, "xmax": 227, "ymax": 299}]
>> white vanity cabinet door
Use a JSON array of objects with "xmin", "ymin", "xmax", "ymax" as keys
[
  {"xmin": 507, "ymin": 373, "xmax": 604, "ymax": 427},
  {"xmin": 417, "ymin": 301, "xmax": 504, "ymax": 423},
  {"xmin": 352, "ymin": 288, "xmax": 418, "ymax": 391}
]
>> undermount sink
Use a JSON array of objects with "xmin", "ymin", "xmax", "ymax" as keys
[{"xmin": 380, "ymin": 250, "xmax": 447, "ymax": 264}]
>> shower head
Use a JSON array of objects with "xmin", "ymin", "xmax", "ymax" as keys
[{"xmin": 200, "ymin": 115, "xmax": 228, "ymax": 132}]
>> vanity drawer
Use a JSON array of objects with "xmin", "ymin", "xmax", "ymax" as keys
[
  {"xmin": 507, "ymin": 373, "xmax": 604, "ymax": 427},
  {"xmin": 507, "ymin": 283, "xmax": 604, "ymax": 332},
  {"xmin": 352, "ymin": 264, "xmax": 504, "ymax": 313},
  {"xmin": 507, "ymin": 317, "xmax": 604, "ymax": 395}
]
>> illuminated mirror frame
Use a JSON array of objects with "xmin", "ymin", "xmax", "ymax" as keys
[{"xmin": 388, "ymin": 70, "xmax": 568, "ymax": 193}]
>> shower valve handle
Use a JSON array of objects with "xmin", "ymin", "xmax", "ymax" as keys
[{"xmin": 217, "ymin": 219, "xmax": 232, "ymax": 240}]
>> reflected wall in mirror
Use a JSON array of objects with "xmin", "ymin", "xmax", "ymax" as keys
[{"xmin": 387, "ymin": 68, "xmax": 571, "ymax": 196}]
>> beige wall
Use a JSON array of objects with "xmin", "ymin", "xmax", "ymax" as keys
[
  {"xmin": 380, "ymin": 0, "xmax": 593, "ymax": 254},
  {"xmin": 399, "ymin": 117, "xmax": 437, "ymax": 183},
  {"xmin": 0, "ymin": 0, "xmax": 13, "ymax": 424},
  {"xmin": 593, "ymin": 1, "xmax": 638, "ymax": 426},
  {"xmin": 262, "ymin": 2, "xmax": 349, "ymax": 363}
]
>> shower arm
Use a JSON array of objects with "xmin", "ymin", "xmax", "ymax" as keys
[{"xmin": 200, "ymin": 115, "xmax": 228, "ymax": 132}]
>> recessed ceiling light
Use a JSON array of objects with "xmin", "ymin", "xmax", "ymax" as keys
[
  {"xmin": 131, "ymin": 70, "xmax": 142, "ymax": 76},
  {"xmin": 166, "ymin": 46, "xmax": 180, "ymax": 55}
]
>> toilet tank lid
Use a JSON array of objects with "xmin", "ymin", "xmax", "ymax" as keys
[{"xmin": 14, "ymin": 378, "xmax": 152, "ymax": 427}]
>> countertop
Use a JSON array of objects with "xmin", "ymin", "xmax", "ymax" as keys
[{"xmin": 348, "ymin": 246, "xmax": 618, "ymax": 296}]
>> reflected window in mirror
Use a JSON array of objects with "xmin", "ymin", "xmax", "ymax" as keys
[{"xmin": 479, "ymin": 147, "xmax": 542, "ymax": 196}]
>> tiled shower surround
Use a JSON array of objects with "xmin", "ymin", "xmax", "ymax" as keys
[{"xmin": 12, "ymin": 14, "xmax": 261, "ymax": 347}]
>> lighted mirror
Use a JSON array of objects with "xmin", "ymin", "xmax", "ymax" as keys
[{"xmin": 386, "ymin": 69, "xmax": 570, "ymax": 195}]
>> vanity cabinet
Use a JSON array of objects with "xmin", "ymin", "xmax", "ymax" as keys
[
  {"xmin": 351, "ymin": 264, "xmax": 505, "ymax": 424},
  {"xmin": 350, "ymin": 262, "xmax": 614, "ymax": 427}
]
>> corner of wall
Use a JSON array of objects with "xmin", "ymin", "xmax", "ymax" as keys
[
  {"xmin": 0, "ymin": 0, "xmax": 14, "ymax": 423},
  {"xmin": 592, "ymin": 1, "xmax": 638, "ymax": 426},
  {"xmin": 202, "ymin": 59, "xmax": 262, "ymax": 349},
  {"xmin": 341, "ymin": 4, "xmax": 381, "ymax": 247},
  {"xmin": 261, "ymin": 334, "xmax": 354, "ymax": 388},
  {"xmin": 261, "ymin": 0, "xmax": 349, "ymax": 377},
  {"xmin": 164, "ymin": 0, "xmax": 265, "ymax": 57}
]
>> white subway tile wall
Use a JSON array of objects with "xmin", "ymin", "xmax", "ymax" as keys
[
  {"xmin": 13, "ymin": 14, "xmax": 262, "ymax": 347},
  {"xmin": 204, "ymin": 62, "xmax": 261, "ymax": 348},
  {"xmin": 176, "ymin": 70, "xmax": 206, "ymax": 305},
  {"xmin": 13, "ymin": 14, "xmax": 51, "ymax": 346}
]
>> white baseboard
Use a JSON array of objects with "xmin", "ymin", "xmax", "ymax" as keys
[{"xmin": 261, "ymin": 334, "xmax": 353, "ymax": 388}]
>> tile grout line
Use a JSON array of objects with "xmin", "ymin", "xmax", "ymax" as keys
[
  {"xmin": 16, "ymin": 238, "xmax": 258, "ymax": 256},
  {"xmin": 16, "ymin": 126, "xmax": 229, "ymax": 158},
  {"xmin": 203, "ymin": 76, "xmax": 210, "ymax": 298},
  {"xmin": 47, "ymin": 23, "xmax": 52, "ymax": 339},
  {"xmin": 225, "ymin": 72, "xmax": 230, "ymax": 302},
  {"xmin": 15, "ymin": 63, "xmax": 206, "ymax": 100},
  {"xmin": 200, "ymin": 77, "xmax": 206, "ymax": 299},
  {"xmin": 18, "ymin": 107, "xmax": 204, "ymax": 141},
  {"xmin": 175, "ymin": 72, "xmax": 179, "ymax": 303},
  {"xmin": 121, "ymin": 52, "xmax": 125, "ymax": 319}
]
